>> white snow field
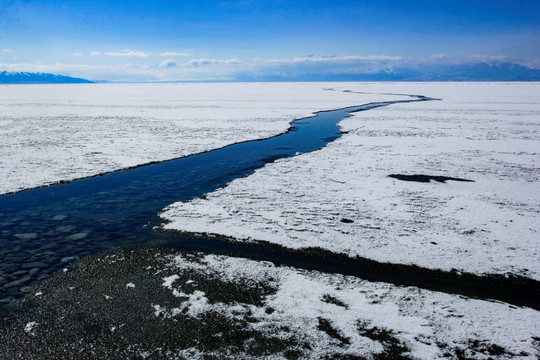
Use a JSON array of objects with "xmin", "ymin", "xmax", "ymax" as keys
[
  {"xmin": 161, "ymin": 82, "xmax": 540, "ymax": 280},
  {"xmin": 0, "ymin": 82, "xmax": 407, "ymax": 195}
]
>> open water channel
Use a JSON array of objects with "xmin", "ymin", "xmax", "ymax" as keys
[
  {"xmin": 2, "ymin": 96, "xmax": 537, "ymax": 317},
  {"xmin": 1, "ymin": 100, "xmax": 415, "ymax": 313}
]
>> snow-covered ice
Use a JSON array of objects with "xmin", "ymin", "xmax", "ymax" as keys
[
  {"xmin": 159, "ymin": 253, "xmax": 540, "ymax": 358},
  {"xmin": 0, "ymin": 82, "xmax": 406, "ymax": 195},
  {"xmin": 3, "ymin": 249, "xmax": 538, "ymax": 359},
  {"xmin": 2, "ymin": 82, "xmax": 539, "ymax": 358},
  {"xmin": 200, "ymin": 253, "xmax": 540, "ymax": 359},
  {"xmin": 160, "ymin": 82, "xmax": 540, "ymax": 280}
]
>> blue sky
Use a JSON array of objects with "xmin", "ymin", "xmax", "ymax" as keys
[{"xmin": 1, "ymin": 0, "xmax": 539, "ymax": 81}]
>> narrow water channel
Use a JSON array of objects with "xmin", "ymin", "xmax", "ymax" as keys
[
  {"xmin": 2, "ymin": 99, "xmax": 425, "ymax": 312},
  {"xmin": 2, "ymin": 95, "xmax": 539, "ymax": 315}
]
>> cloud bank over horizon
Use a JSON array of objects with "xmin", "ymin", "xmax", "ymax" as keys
[
  {"xmin": 1, "ymin": 53, "xmax": 538, "ymax": 82},
  {"xmin": 1, "ymin": 1, "xmax": 539, "ymax": 81}
]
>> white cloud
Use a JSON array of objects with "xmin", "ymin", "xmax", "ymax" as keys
[
  {"xmin": 2, "ymin": 49, "xmax": 11, "ymax": 53},
  {"xmin": 104, "ymin": 50, "xmax": 151, "ymax": 58},
  {"xmin": 250, "ymin": 54, "xmax": 407, "ymax": 78},
  {"xmin": 224, "ymin": 59, "xmax": 244, "ymax": 64},
  {"xmin": 188, "ymin": 58, "xmax": 243, "ymax": 67},
  {"xmin": 265, "ymin": 55, "xmax": 402, "ymax": 65},
  {"xmin": 91, "ymin": 51, "xmax": 100, "ymax": 56},
  {"xmin": 159, "ymin": 51, "xmax": 191, "ymax": 57},
  {"xmin": 72, "ymin": 52, "xmax": 83, "ymax": 56},
  {"xmin": 304, "ymin": 55, "xmax": 402, "ymax": 62},
  {"xmin": 0, "ymin": 55, "xmax": 399, "ymax": 82},
  {"xmin": 159, "ymin": 59, "xmax": 177, "ymax": 68},
  {"xmin": 470, "ymin": 54, "xmax": 511, "ymax": 62},
  {"xmin": 2, "ymin": 53, "xmax": 531, "ymax": 82},
  {"xmin": 417, "ymin": 54, "xmax": 521, "ymax": 66}
]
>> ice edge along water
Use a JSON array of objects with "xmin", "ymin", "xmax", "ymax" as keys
[
  {"xmin": 1, "ymin": 83, "xmax": 539, "ymax": 359},
  {"xmin": 0, "ymin": 87, "xmax": 418, "ymax": 312},
  {"xmin": 2, "ymin": 248, "xmax": 538, "ymax": 359},
  {"xmin": 0, "ymin": 83, "xmax": 410, "ymax": 195},
  {"xmin": 160, "ymin": 83, "xmax": 540, "ymax": 283}
]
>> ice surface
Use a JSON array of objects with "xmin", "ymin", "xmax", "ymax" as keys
[
  {"xmin": 0, "ymin": 82, "xmax": 406, "ymax": 195},
  {"xmin": 160, "ymin": 83, "xmax": 540, "ymax": 279},
  {"xmin": 160, "ymin": 252, "xmax": 540, "ymax": 358},
  {"xmin": 2, "ymin": 82, "xmax": 538, "ymax": 357}
]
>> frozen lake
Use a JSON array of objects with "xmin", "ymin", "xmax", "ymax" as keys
[
  {"xmin": 0, "ymin": 83, "xmax": 404, "ymax": 195},
  {"xmin": 0, "ymin": 92, "xmax": 424, "ymax": 311},
  {"xmin": 1, "ymin": 82, "xmax": 539, "ymax": 358},
  {"xmin": 162, "ymin": 82, "xmax": 540, "ymax": 281}
]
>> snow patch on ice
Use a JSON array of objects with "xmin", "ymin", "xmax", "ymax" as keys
[
  {"xmin": 162, "ymin": 275, "xmax": 179, "ymax": 289},
  {"xmin": 24, "ymin": 322, "xmax": 37, "ymax": 335},
  {"xmin": 157, "ymin": 252, "xmax": 540, "ymax": 359},
  {"xmin": 153, "ymin": 289, "xmax": 210, "ymax": 318}
]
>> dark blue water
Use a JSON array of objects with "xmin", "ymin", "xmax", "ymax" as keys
[{"xmin": 1, "ymin": 102, "xmax": 408, "ymax": 309}]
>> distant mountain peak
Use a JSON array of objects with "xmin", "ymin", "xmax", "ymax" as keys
[
  {"xmin": 0, "ymin": 71, "xmax": 93, "ymax": 84},
  {"xmin": 418, "ymin": 62, "xmax": 540, "ymax": 81},
  {"xmin": 237, "ymin": 61, "xmax": 540, "ymax": 82}
]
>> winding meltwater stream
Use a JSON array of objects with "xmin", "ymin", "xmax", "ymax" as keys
[{"xmin": 0, "ymin": 95, "xmax": 538, "ymax": 317}]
